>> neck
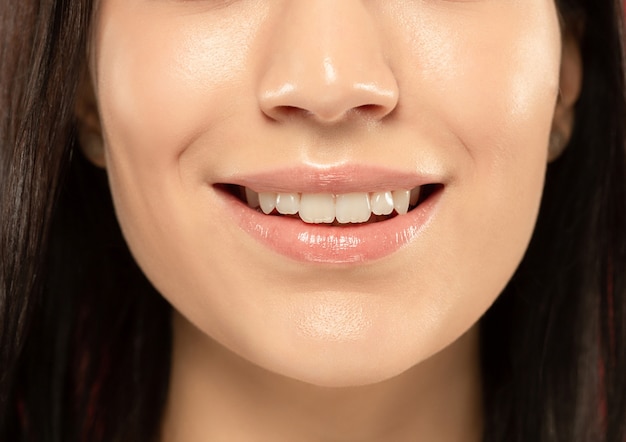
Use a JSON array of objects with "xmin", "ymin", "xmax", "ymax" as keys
[{"xmin": 161, "ymin": 313, "xmax": 483, "ymax": 442}]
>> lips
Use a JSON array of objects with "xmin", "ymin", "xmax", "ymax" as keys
[{"xmin": 214, "ymin": 166, "xmax": 444, "ymax": 263}]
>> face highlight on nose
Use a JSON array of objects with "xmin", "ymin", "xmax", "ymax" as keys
[{"xmin": 256, "ymin": 2, "xmax": 399, "ymax": 123}]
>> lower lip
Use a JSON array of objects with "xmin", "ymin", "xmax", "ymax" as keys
[{"xmin": 220, "ymin": 189, "xmax": 442, "ymax": 264}]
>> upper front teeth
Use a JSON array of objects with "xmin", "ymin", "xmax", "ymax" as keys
[
  {"xmin": 300, "ymin": 193, "xmax": 335, "ymax": 223},
  {"xmin": 247, "ymin": 187, "xmax": 420, "ymax": 224}
]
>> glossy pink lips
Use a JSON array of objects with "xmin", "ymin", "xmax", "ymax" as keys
[
  {"xmin": 215, "ymin": 169, "xmax": 441, "ymax": 264},
  {"xmin": 226, "ymin": 190, "xmax": 440, "ymax": 263}
]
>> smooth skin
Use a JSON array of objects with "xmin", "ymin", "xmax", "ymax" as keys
[{"xmin": 78, "ymin": 1, "xmax": 581, "ymax": 440}]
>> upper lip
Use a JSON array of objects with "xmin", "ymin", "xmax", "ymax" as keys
[{"xmin": 217, "ymin": 164, "xmax": 445, "ymax": 194}]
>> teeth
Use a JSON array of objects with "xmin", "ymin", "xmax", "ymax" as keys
[
  {"xmin": 299, "ymin": 193, "xmax": 335, "ymax": 223},
  {"xmin": 335, "ymin": 193, "xmax": 371, "ymax": 223},
  {"xmin": 246, "ymin": 187, "xmax": 422, "ymax": 224},
  {"xmin": 370, "ymin": 191, "xmax": 394, "ymax": 215},
  {"xmin": 245, "ymin": 187, "xmax": 260, "ymax": 209},
  {"xmin": 259, "ymin": 192, "xmax": 277, "ymax": 214},
  {"xmin": 392, "ymin": 190, "xmax": 410, "ymax": 215},
  {"xmin": 410, "ymin": 187, "xmax": 421, "ymax": 206},
  {"xmin": 276, "ymin": 192, "xmax": 300, "ymax": 215}
]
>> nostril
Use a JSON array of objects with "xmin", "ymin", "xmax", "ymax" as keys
[
  {"xmin": 357, "ymin": 104, "xmax": 379, "ymax": 113},
  {"xmin": 262, "ymin": 105, "xmax": 311, "ymax": 122},
  {"xmin": 354, "ymin": 104, "xmax": 396, "ymax": 121},
  {"xmin": 263, "ymin": 103, "xmax": 394, "ymax": 125}
]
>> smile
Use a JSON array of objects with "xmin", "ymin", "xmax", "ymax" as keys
[
  {"xmin": 237, "ymin": 186, "xmax": 431, "ymax": 225},
  {"xmin": 215, "ymin": 166, "xmax": 444, "ymax": 263}
]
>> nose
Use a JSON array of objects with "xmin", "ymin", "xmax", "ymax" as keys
[{"xmin": 257, "ymin": 1, "xmax": 399, "ymax": 124}]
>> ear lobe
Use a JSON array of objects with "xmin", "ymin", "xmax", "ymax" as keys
[
  {"xmin": 549, "ymin": 27, "xmax": 583, "ymax": 162},
  {"xmin": 75, "ymin": 69, "xmax": 106, "ymax": 168}
]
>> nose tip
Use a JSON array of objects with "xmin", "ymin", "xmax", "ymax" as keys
[
  {"xmin": 256, "ymin": 3, "xmax": 399, "ymax": 124},
  {"xmin": 259, "ymin": 72, "xmax": 399, "ymax": 123}
]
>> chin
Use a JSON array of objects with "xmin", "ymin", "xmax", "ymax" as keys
[
  {"xmin": 263, "ymin": 346, "xmax": 415, "ymax": 388},
  {"xmin": 255, "ymin": 321, "xmax": 478, "ymax": 389},
  {"xmin": 238, "ymin": 322, "xmax": 443, "ymax": 389}
]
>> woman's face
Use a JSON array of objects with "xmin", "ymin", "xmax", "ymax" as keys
[{"xmin": 88, "ymin": 0, "xmax": 578, "ymax": 386}]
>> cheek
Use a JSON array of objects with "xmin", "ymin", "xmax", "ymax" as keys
[
  {"xmin": 389, "ymin": 0, "xmax": 561, "ymax": 156},
  {"xmin": 452, "ymin": 8, "xmax": 560, "ymax": 263},
  {"xmin": 92, "ymin": 1, "xmax": 265, "ymax": 271},
  {"xmin": 93, "ymin": 1, "xmax": 265, "ymax": 188},
  {"xmin": 399, "ymin": 2, "xmax": 560, "ymax": 225},
  {"xmin": 379, "ymin": 2, "xmax": 561, "ymax": 328},
  {"xmin": 95, "ymin": 5, "xmax": 253, "ymax": 157}
]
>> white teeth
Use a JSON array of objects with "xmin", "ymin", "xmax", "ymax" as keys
[
  {"xmin": 370, "ymin": 191, "xmax": 394, "ymax": 215},
  {"xmin": 276, "ymin": 192, "xmax": 300, "ymax": 215},
  {"xmin": 259, "ymin": 192, "xmax": 277, "ymax": 214},
  {"xmin": 246, "ymin": 187, "xmax": 422, "ymax": 224},
  {"xmin": 392, "ymin": 190, "xmax": 410, "ymax": 215},
  {"xmin": 245, "ymin": 187, "xmax": 260, "ymax": 209},
  {"xmin": 335, "ymin": 193, "xmax": 371, "ymax": 224},
  {"xmin": 299, "ymin": 193, "xmax": 335, "ymax": 223},
  {"xmin": 410, "ymin": 187, "xmax": 420, "ymax": 206}
]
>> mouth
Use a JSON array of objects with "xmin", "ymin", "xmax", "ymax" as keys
[
  {"xmin": 213, "ymin": 165, "xmax": 445, "ymax": 263},
  {"xmin": 217, "ymin": 183, "xmax": 442, "ymax": 226}
]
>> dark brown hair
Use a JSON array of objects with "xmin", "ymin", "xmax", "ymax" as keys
[{"xmin": 1, "ymin": 0, "xmax": 624, "ymax": 440}]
